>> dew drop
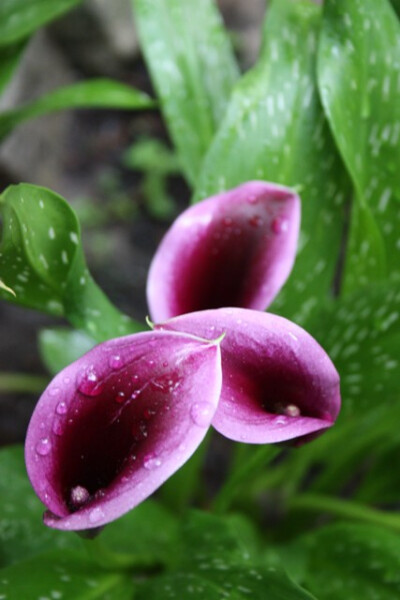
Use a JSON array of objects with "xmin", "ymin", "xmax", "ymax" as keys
[
  {"xmin": 89, "ymin": 507, "xmax": 105, "ymax": 524},
  {"xmin": 36, "ymin": 437, "xmax": 51, "ymax": 456},
  {"xmin": 143, "ymin": 407, "xmax": 156, "ymax": 420},
  {"xmin": 271, "ymin": 217, "xmax": 289, "ymax": 234},
  {"xmin": 114, "ymin": 391, "xmax": 126, "ymax": 404},
  {"xmin": 190, "ymin": 402, "xmax": 214, "ymax": 427},
  {"xmin": 49, "ymin": 387, "xmax": 61, "ymax": 397},
  {"xmin": 52, "ymin": 418, "xmax": 64, "ymax": 436},
  {"xmin": 222, "ymin": 216, "xmax": 233, "ymax": 227},
  {"xmin": 109, "ymin": 354, "xmax": 123, "ymax": 370},
  {"xmin": 132, "ymin": 374, "xmax": 139, "ymax": 382},
  {"xmin": 131, "ymin": 390, "xmax": 140, "ymax": 400},
  {"xmin": 248, "ymin": 214, "xmax": 263, "ymax": 228},
  {"xmin": 70, "ymin": 485, "xmax": 90, "ymax": 508},
  {"xmin": 77, "ymin": 367, "xmax": 104, "ymax": 397},
  {"xmin": 273, "ymin": 415, "xmax": 288, "ymax": 425},
  {"xmin": 284, "ymin": 404, "xmax": 301, "ymax": 417},
  {"xmin": 56, "ymin": 401, "xmax": 67, "ymax": 415},
  {"xmin": 247, "ymin": 195, "xmax": 258, "ymax": 205},
  {"xmin": 143, "ymin": 453, "xmax": 162, "ymax": 470}
]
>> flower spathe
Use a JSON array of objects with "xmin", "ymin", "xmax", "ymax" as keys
[
  {"xmin": 157, "ymin": 308, "xmax": 341, "ymax": 444},
  {"xmin": 25, "ymin": 331, "xmax": 222, "ymax": 531},
  {"xmin": 147, "ymin": 181, "xmax": 300, "ymax": 322}
]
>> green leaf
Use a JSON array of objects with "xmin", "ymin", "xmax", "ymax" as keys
[
  {"xmin": 0, "ymin": 184, "xmax": 143, "ymax": 341},
  {"xmin": 195, "ymin": 0, "xmax": 350, "ymax": 325},
  {"xmin": 294, "ymin": 522, "xmax": 400, "ymax": 600},
  {"xmin": 318, "ymin": 0, "xmax": 400, "ymax": 291},
  {"xmin": 0, "ymin": 446, "xmax": 80, "ymax": 567},
  {"xmin": 0, "ymin": 42, "xmax": 26, "ymax": 95},
  {"xmin": 132, "ymin": 0, "xmax": 239, "ymax": 185},
  {"xmin": 306, "ymin": 284, "xmax": 400, "ymax": 418},
  {"xmin": 0, "ymin": 0, "xmax": 83, "ymax": 46},
  {"xmin": 0, "ymin": 549, "xmax": 134, "ymax": 600},
  {"xmin": 102, "ymin": 500, "xmax": 179, "ymax": 566},
  {"xmin": 391, "ymin": 0, "xmax": 400, "ymax": 18},
  {"xmin": 38, "ymin": 327, "xmax": 97, "ymax": 375},
  {"xmin": 137, "ymin": 568, "xmax": 316, "ymax": 600},
  {"xmin": 137, "ymin": 511, "xmax": 315, "ymax": 600},
  {"xmin": 0, "ymin": 79, "xmax": 155, "ymax": 139}
]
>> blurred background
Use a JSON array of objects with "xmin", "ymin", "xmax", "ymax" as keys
[{"xmin": 0, "ymin": 0, "xmax": 266, "ymax": 446}]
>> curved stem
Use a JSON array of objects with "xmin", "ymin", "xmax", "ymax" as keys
[
  {"xmin": 289, "ymin": 493, "xmax": 400, "ymax": 533},
  {"xmin": 213, "ymin": 445, "xmax": 281, "ymax": 514},
  {"xmin": 83, "ymin": 536, "xmax": 164, "ymax": 572}
]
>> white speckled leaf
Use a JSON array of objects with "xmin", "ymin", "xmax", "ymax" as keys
[
  {"xmin": 295, "ymin": 522, "xmax": 400, "ymax": 600},
  {"xmin": 318, "ymin": 0, "xmax": 400, "ymax": 292},
  {"xmin": 132, "ymin": 0, "xmax": 239, "ymax": 185},
  {"xmin": 0, "ymin": 550, "xmax": 134, "ymax": 600},
  {"xmin": 0, "ymin": 79, "xmax": 155, "ymax": 140},
  {"xmin": 0, "ymin": 184, "xmax": 142, "ymax": 341},
  {"xmin": 136, "ymin": 511, "xmax": 316, "ymax": 600},
  {"xmin": 195, "ymin": 0, "xmax": 350, "ymax": 325},
  {"xmin": 306, "ymin": 284, "xmax": 400, "ymax": 418},
  {"xmin": 0, "ymin": 0, "xmax": 82, "ymax": 46}
]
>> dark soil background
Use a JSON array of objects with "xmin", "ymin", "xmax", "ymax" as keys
[{"xmin": 0, "ymin": 0, "xmax": 266, "ymax": 446}]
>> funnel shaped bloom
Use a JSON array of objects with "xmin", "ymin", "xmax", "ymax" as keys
[
  {"xmin": 157, "ymin": 308, "xmax": 340, "ymax": 444},
  {"xmin": 147, "ymin": 181, "xmax": 300, "ymax": 322},
  {"xmin": 25, "ymin": 331, "xmax": 222, "ymax": 531}
]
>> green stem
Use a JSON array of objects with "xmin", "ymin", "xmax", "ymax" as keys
[
  {"xmin": 289, "ymin": 493, "xmax": 400, "ymax": 533},
  {"xmin": 83, "ymin": 537, "xmax": 164, "ymax": 572},
  {"xmin": 0, "ymin": 372, "xmax": 48, "ymax": 394},
  {"xmin": 213, "ymin": 445, "xmax": 281, "ymax": 514}
]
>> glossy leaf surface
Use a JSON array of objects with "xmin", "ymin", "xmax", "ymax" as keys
[
  {"xmin": 0, "ymin": 0, "xmax": 82, "ymax": 46},
  {"xmin": 318, "ymin": 0, "xmax": 400, "ymax": 291},
  {"xmin": 0, "ymin": 184, "xmax": 142, "ymax": 341},
  {"xmin": 195, "ymin": 0, "xmax": 349, "ymax": 324},
  {"xmin": 132, "ymin": 0, "xmax": 239, "ymax": 185},
  {"xmin": 0, "ymin": 79, "xmax": 155, "ymax": 139}
]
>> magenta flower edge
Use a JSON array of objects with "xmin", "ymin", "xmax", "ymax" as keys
[
  {"xmin": 147, "ymin": 181, "xmax": 301, "ymax": 321},
  {"xmin": 156, "ymin": 308, "xmax": 341, "ymax": 444},
  {"xmin": 25, "ymin": 330, "xmax": 222, "ymax": 531}
]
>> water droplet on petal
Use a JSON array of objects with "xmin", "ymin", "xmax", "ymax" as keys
[
  {"xmin": 49, "ymin": 387, "xmax": 61, "ymax": 397},
  {"xmin": 56, "ymin": 401, "xmax": 67, "ymax": 415},
  {"xmin": 273, "ymin": 415, "xmax": 288, "ymax": 425},
  {"xmin": 271, "ymin": 217, "xmax": 289, "ymax": 234},
  {"xmin": 284, "ymin": 404, "xmax": 301, "ymax": 417},
  {"xmin": 143, "ymin": 453, "xmax": 162, "ymax": 470},
  {"xmin": 109, "ymin": 354, "xmax": 123, "ymax": 370},
  {"xmin": 70, "ymin": 485, "xmax": 90, "ymax": 508},
  {"xmin": 114, "ymin": 391, "xmax": 126, "ymax": 404},
  {"xmin": 132, "ymin": 374, "xmax": 139, "ymax": 382},
  {"xmin": 222, "ymin": 216, "xmax": 233, "ymax": 227},
  {"xmin": 89, "ymin": 507, "xmax": 105, "ymax": 524},
  {"xmin": 248, "ymin": 214, "xmax": 263, "ymax": 228},
  {"xmin": 36, "ymin": 437, "xmax": 51, "ymax": 456},
  {"xmin": 143, "ymin": 407, "xmax": 156, "ymax": 420},
  {"xmin": 247, "ymin": 195, "xmax": 258, "ymax": 205},
  {"xmin": 190, "ymin": 402, "xmax": 214, "ymax": 427},
  {"xmin": 52, "ymin": 418, "xmax": 64, "ymax": 436},
  {"xmin": 77, "ymin": 367, "xmax": 104, "ymax": 397}
]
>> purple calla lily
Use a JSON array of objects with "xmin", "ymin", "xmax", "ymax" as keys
[
  {"xmin": 156, "ymin": 308, "xmax": 341, "ymax": 444},
  {"xmin": 147, "ymin": 181, "xmax": 300, "ymax": 322},
  {"xmin": 25, "ymin": 331, "xmax": 222, "ymax": 531}
]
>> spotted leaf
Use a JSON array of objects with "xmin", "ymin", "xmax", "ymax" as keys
[{"xmin": 0, "ymin": 184, "xmax": 141, "ymax": 341}]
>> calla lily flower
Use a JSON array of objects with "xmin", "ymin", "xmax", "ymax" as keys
[
  {"xmin": 156, "ymin": 308, "xmax": 341, "ymax": 444},
  {"xmin": 147, "ymin": 181, "xmax": 300, "ymax": 322},
  {"xmin": 25, "ymin": 331, "xmax": 222, "ymax": 531}
]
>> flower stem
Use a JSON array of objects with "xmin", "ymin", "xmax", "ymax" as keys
[
  {"xmin": 213, "ymin": 445, "xmax": 281, "ymax": 514},
  {"xmin": 0, "ymin": 372, "xmax": 49, "ymax": 394},
  {"xmin": 83, "ymin": 536, "xmax": 164, "ymax": 572},
  {"xmin": 288, "ymin": 493, "xmax": 400, "ymax": 532}
]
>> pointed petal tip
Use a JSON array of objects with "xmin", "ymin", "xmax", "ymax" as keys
[
  {"xmin": 26, "ymin": 330, "xmax": 222, "ymax": 530},
  {"xmin": 158, "ymin": 307, "xmax": 341, "ymax": 445},
  {"xmin": 147, "ymin": 181, "xmax": 301, "ymax": 321}
]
